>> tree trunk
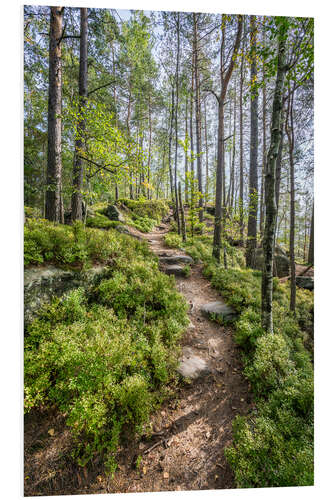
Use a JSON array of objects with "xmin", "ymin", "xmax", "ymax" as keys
[
  {"xmin": 193, "ymin": 13, "xmax": 203, "ymax": 222},
  {"xmin": 184, "ymin": 96, "xmax": 189, "ymax": 203},
  {"xmin": 71, "ymin": 7, "xmax": 88, "ymax": 222},
  {"xmin": 178, "ymin": 182, "xmax": 187, "ymax": 242},
  {"xmin": 246, "ymin": 16, "xmax": 259, "ymax": 268},
  {"xmin": 261, "ymin": 24, "xmax": 288, "ymax": 333},
  {"xmin": 174, "ymin": 13, "xmax": 181, "ymax": 234},
  {"xmin": 259, "ymin": 21, "xmax": 266, "ymax": 237},
  {"xmin": 212, "ymin": 15, "xmax": 242, "ymax": 262},
  {"xmin": 308, "ymin": 201, "xmax": 314, "ymax": 265},
  {"xmin": 239, "ymin": 26, "xmax": 245, "ymax": 245},
  {"xmin": 45, "ymin": 6, "xmax": 64, "ymax": 222},
  {"xmin": 286, "ymin": 88, "xmax": 296, "ymax": 313},
  {"xmin": 204, "ymin": 98, "xmax": 209, "ymax": 208}
]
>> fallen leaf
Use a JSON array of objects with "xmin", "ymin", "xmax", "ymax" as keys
[
  {"xmin": 97, "ymin": 475, "xmax": 103, "ymax": 483},
  {"xmin": 48, "ymin": 428, "xmax": 55, "ymax": 436},
  {"xmin": 205, "ymin": 431, "xmax": 211, "ymax": 438},
  {"xmin": 163, "ymin": 471, "xmax": 169, "ymax": 479},
  {"xmin": 143, "ymin": 466, "xmax": 147, "ymax": 475}
]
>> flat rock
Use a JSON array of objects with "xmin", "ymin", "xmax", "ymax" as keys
[
  {"xmin": 200, "ymin": 301, "xmax": 237, "ymax": 323},
  {"xmin": 164, "ymin": 264, "xmax": 189, "ymax": 277},
  {"xmin": 296, "ymin": 276, "xmax": 314, "ymax": 291},
  {"xmin": 177, "ymin": 347, "xmax": 211, "ymax": 379},
  {"xmin": 159, "ymin": 255, "xmax": 193, "ymax": 265}
]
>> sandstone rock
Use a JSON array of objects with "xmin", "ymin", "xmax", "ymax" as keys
[
  {"xmin": 164, "ymin": 265, "xmax": 189, "ymax": 277},
  {"xmin": 104, "ymin": 204, "xmax": 125, "ymax": 222},
  {"xmin": 253, "ymin": 247, "xmax": 290, "ymax": 277},
  {"xmin": 159, "ymin": 255, "xmax": 193, "ymax": 265},
  {"xmin": 296, "ymin": 276, "xmax": 314, "ymax": 291},
  {"xmin": 200, "ymin": 301, "xmax": 237, "ymax": 323},
  {"xmin": 24, "ymin": 265, "xmax": 113, "ymax": 326}
]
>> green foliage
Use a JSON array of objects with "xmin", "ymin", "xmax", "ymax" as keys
[
  {"xmin": 24, "ymin": 241, "xmax": 188, "ymax": 472},
  {"xmin": 117, "ymin": 198, "xmax": 169, "ymax": 220},
  {"xmin": 86, "ymin": 213, "xmax": 120, "ymax": 229},
  {"xmin": 164, "ymin": 233, "xmax": 182, "ymax": 249},
  {"xmin": 205, "ymin": 266, "xmax": 314, "ymax": 487}
]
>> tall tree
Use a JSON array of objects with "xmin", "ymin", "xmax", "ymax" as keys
[
  {"xmin": 193, "ymin": 13, "xmax": 204, "ymax": 222},
  {"xmin": 212, "ymin": 15, "xmax": 242, "ymax": 262},
  {"xmin": 308, "ymin": 201, "xmax": 314, "ymax": 265},
  {"xmin": 261, "ymin": 19, "xmax": 289, "ymax": 332},
  {"xmin": 71, "ymin": 7, "xmax": 88, "ymax": 222},
  {"xmin": 45, "ymin": 6, "xmax": 64, "ymax": 222},
  {"xmin": 246, "ymin": 15, "xmax": 259, "ymax": 267}
]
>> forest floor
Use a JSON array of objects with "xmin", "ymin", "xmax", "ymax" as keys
[{"xmin": 24, "ymin": 218, "xmax": 254, "ymax": 496}]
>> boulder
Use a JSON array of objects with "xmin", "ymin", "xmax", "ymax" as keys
[
  {"xmin": 159, "ymin": 255, "xmax": 194, "ymax": 266},
  {"xmin": 296, "ymin": 276, "xmax": 314, "ymax": 291},
  {"xmin": 104, "ymin": 204, "xmax": 125, "ymax": 222},
  {"xmin": 177, "ymin": 347, "xmax": 211, "ymax": 379},
  {"xmin": 253, "ymin": 247, "xmax": 290, "ymax": 278},
  {"xmin": 200, "ymin": 301, "xmax": 237, "ymax": 324},
  {"xmin": 24, "ymin": 265, "xmax": 113, "ymax": 326},
  {"xmin": 164, "ymin": 264, "xmax": 189, "ymax": 277}
]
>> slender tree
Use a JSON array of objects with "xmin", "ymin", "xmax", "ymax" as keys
[
  {"xmin": 246, "ymin": 15, "xmax": 259, "ymax": 268},
  {"xmin": 261, "ymin": 19, "xmax": 289, "ymax": 332},
  {"xmin": 71, "ymin": 7, "xmax": 88, "ymax": 222},
  {"xmin": 212, "ymin": 15, "xmax": 242, "ymax": 262},
  {"xmin": 45, "ymin": 6, "xmax": 64, "ymax": 222}
]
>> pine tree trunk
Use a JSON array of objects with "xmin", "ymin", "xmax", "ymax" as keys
[
  {"xmin": 193, "ymin": 13, "xmax": 203, "ymax": 222},
  {"xmin": 184, "ymin": 96, "xmax": 189, "ymax": 203},
  {"xmin": 286, "ymin": 89, "xmax": 296, "ymax": 313},
  {"xmin": 178, "ymin": 182, "xmax": 187, "ymax": 242},
  {"xmin": 213, "ymin": 15, "xmax": 242, "ymax": 262},
  {"xmin": 246, "ymin": 16, "xmax": 259, "ymax": 268},
  {"xmin": 261, "ymin": 25, "xmax": 288, "ymax": 333},
  {"xmin": 239, "ymin": 28, "xmax": 245, "ymax": 245},
  {"xmin": 71, "ymin": 7, "xmax": 88, "ymax": 222},
  {"xmin": 45, "ymin": 6, "xmax": 64, "ymax": 222},
  {"xmin": 174, "ymin": 13, "xmax": 181, "ymax": 234},
  {"xmin": 308, "ymin": 202, "xmax": 314, "ymax": 265}
]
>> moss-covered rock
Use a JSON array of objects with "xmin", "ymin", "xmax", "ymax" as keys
[{"xmin": 24, "ymin": 265, "xmax": 113, "ymax": 326}]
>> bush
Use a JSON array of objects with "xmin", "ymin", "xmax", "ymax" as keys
[
  {"xmin": 24, "ymin": 243, "xmax": 188, "ymax": 473},
  {"xmin": 164, "ymin": 233, "xmax": 182, "ymax": 248},
  {"xmin": 86, "ymin": 213, "xmax": 121, "ymax": 229}
]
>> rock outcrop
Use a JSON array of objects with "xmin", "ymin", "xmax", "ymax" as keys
[{"xmin": 24, "ymin": 265, "xmax": 112, "ymax": 326}]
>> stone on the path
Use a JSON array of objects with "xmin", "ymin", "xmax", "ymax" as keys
[
  {"xmin": 159, "ymin": 255, "xmax": 194, "ymax": 265},
  {"xmin": 177, "ymin": 347, "xmax": 211, "ymax": 379},
  {"xmin": 200, "ymin": 301, "xmax": 237, "ymax": 324},
  {"xmin": 296, "ymin": 276, "xmax": 314, "ymax": 291},
  {"xmin": 164, "ymin": 264, "xmax": 189, "ymax": 277}
]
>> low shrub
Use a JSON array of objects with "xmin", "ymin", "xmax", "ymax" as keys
[
  {"xmin": 86, "ymin": 213, "xmax": 121, "ymax": 229},
  {"xmin": 164, "ymin": 233, "xmax": 182, "ymax": 249},
  {"xmin": 24, "ymin": 243, "xmax": 188, "ymax": 473}
]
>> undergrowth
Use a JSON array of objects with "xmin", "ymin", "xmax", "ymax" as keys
[
  {"xmin": 196, "ymin": 246, "xmax": 314, "ymax": 487},
  {"xmin": 24, "ymin": 227, "xmax": 188, "ymax": 474}
]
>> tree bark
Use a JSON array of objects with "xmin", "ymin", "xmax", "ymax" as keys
[
  {"xmin": 212, "ymin": 15, "xmax": 242, "ymax": 262},
  {"xmin": 246, "ymin": 16, "xmax": 259, "ymax": 268},
  {"xmin": 174, "ymin": 13, "xmax": 181, "ymax": 234},
  {"xmin": 239, "ymin": 24, "xmax": 245, "ymax": 245},
  {"xmin": 308, "ymin": 201, "xmax": 314, "ymax": 265},
  {"xmin": 178, "ymin": 181, "xmax": 187, "ymax": 242},
  {"xmin": 286, "ymin": 87, "xmax": 296, "ymax": 313},
  {"xmin": 71, "ymin": 7, "xmax": 88, "ymax": 222},
  {"xmin": 193, "ymin": 13, "xmax": 204, "ymax": 222},
  {"xmin": 261, "ymin": 23, "xmax": 288, "ymax": 333},
  {"xmin": 45, "ymin": 6, "xmax": 64, "ymax": 222}
]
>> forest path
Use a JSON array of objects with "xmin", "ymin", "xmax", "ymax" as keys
[
  {"xmin": 24, "ymin": 218, "xmax": 253, "ymax": 496},
  {"xmin": 107, "ymin": 218, "xmax": 253, "ymax": 493}
]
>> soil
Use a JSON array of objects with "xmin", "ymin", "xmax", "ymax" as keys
[{"xmin": 24, "ymin": 219, "xmax": 253, "ymax": 496}]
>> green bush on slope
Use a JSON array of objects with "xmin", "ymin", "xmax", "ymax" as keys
[{"xmin": 24, "ymin": 225, "xmax": 188, "ymax": 474}]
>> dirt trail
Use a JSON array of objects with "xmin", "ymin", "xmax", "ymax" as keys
[{"xmin": 24, "ymin": 221, "xmax": 253, "ymax": 496}]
